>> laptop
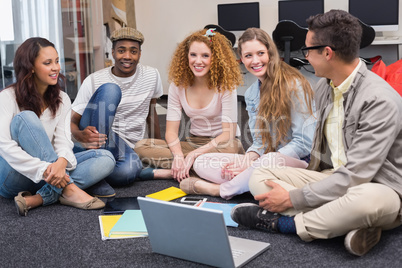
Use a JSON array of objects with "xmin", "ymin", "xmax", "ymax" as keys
[{"xmin": 138, "ymin": 197, "xmax": 270, "ymax": 268}]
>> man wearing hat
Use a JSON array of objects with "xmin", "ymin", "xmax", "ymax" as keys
[{"xmin": 71, "ymin": 27, "xmax": 163, "ymax": 197}]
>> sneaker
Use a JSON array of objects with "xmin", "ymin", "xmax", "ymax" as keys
[
  {"xmin": 86, "ymin": 180, "xmax": 115, "ymax": 198},
  {"xmin": 231, "ymin": 203, "xmax": 280, "ymax": 233},
  {"xmin": 344, "ymin": 227, "xmax": 382, "ymax": 256}
]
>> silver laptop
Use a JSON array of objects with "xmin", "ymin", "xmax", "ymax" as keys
[{"xmin": 138, "ymin": 197, "xmax": 270, "ymax": 268}]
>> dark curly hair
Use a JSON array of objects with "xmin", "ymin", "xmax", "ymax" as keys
[
  {"xmin": 11, "ymin": 37, "xmax": 64, "ymax": 117},
  {"xmin": 168, "ymin": 29, "xmax": 242, "ymax": 92}
]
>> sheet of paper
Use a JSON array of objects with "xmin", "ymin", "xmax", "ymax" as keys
[
  {"xmin": 146, "ymin": 186, "xmax": 187, "ymax": 201},
  {"xmin": 201, "ymin": 202, "xmax": 238, "ymax": 227}
]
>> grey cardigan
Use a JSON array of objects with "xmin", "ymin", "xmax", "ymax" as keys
[{"xmin": 290, "ymin": 63, "xmax": 402, "ymax": 219}]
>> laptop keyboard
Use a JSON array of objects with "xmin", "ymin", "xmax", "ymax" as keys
[{"xmin": 232, "ymin": 248, "xmax": 245, "ymax": 259}]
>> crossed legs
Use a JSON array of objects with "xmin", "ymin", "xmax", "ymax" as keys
[
  {"xmin": 191, "ymin": 152, "xmax": 309, "ymax": 199},
  {"xmin": 75, "ymin": 83, "xmax": 142, "ymax": 186},
  {"xmin": 248, "ymin": 166, "xmax": 401, "ymax": 241},
  {"xmin": 0, "ymin": 111, "xmax": 114, "ymax": 214}
]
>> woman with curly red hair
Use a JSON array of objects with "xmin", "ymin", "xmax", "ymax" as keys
[{"xmin": 135, "ymin": 28, "xmax": 244, "ymax": 182}]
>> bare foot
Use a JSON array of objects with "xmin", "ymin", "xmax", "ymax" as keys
[
  {"xmin": 194, "ymin": 180, "xmax": 220, "ymax": 197},
  {"xmin": 61, "ymin": 184, "xmax": 94, "ymax": 203},
  {"xmin": 24, "ymin": 194, "xmax": 43, "ymax": 208},
  {"xmin": 153, "ymin": 169, "xmax": 173, "ymax": 179}
]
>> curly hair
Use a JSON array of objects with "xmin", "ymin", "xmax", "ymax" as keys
[
  {"xmin": 168, "ymin": 29, "xmax": 242, "ymax": 92},
  {"xmin": 10, "ymin": 37, "xmax": 63, "ymax": 117},
  {"xmin": 238, "ymin": 28, "xmax": 314, "ymax": 153}
]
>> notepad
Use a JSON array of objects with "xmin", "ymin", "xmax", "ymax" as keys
[
  {"xmin": 98, "ymin": 214, "xmax": 127, "ymax": 240},
  {"xmin": 108, "ymin": 210, "xmax": 148, "ymax": 237},
  {"xmin": 200, "ymin": 202, "xmax": 238, "ymax": 227},
  {"xmin": 146, "ymin": 186, "xmax": 187, "ymax": 201}
]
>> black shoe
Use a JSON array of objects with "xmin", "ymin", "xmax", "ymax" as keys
[
  {"xmin": 86, "ymin": 180, "xmax": 115, "ymax": 198},
  {"xmin": 344, "ymin": 227, "xmax": 382, "ymax": 256},
  {"xmin": 231, "ymin": 203, "xmax": 280, "ymax": 233}
]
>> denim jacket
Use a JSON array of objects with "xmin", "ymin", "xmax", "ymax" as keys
[{"xmin": 244, "ymin": 80, "xmax": 316, "ymax": 159}]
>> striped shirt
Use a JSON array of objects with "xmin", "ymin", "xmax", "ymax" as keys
[{"xmin": 72, "ymin": 64, "xmax": 163, "ymax": 148}]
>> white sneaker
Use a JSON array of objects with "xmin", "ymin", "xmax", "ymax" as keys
[{"xmin": 344, "ymin": 227, "xmax": 382, "ymax": 256}]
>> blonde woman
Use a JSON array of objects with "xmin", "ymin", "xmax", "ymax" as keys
[{"xmin": 183, "ymin": 28, "xmax": 316, "ymax": 199}]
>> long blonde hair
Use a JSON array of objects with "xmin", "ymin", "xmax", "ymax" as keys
[
  {"xmin": 168, "ymin": 29, "xmax": 242, "ymax": 92},
  {"xmin": 238, "ymin": 28, "xmax": 314, "ymax": 153}
]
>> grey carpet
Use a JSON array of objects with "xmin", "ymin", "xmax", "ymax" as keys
[
  {"xmin": 1, "ymin": 98, "xmax": 401, "ymax": 267},
  {"xmin": 1, "ymin": 179, "xmax": 401, "ymax": 267}
]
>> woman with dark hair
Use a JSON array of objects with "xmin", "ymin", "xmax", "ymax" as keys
[
  {"xmin": 185, "ymin": 28, "xmax": 316, "ymax": 199},
  {"xmin": 0, "ymin": 37, "xmax": 115, "ymax": 216}
]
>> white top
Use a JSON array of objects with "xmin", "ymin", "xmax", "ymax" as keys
[
  {"xmin": 72, "ymin": 64, "xmax": 164, "ymax": 148},
  {"xmin": 166, "ymin": 83, "xmax": 240, "ymax": 137},
  {"xmin": 0, "ymin": 88, "xmax": 76, "ymax": 183}
]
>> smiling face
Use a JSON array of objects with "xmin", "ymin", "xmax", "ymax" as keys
[
  {"xmin": 304, "ymin": 31, "xmax": 328, "ymax": 78},
  {"xmin": 112, "ymin": 39, "xmax": 141, "ymax": 77},
  {"xmin": 240, "ymin": 39, "xmax": 269, "ymax": 82},
  {"xmin": 188, "ymin": 41, "xmax": 212, "ymax": 79},
  {"xmin": 32, "ymin": 46, "xmax": 60, "ymax": 91}
]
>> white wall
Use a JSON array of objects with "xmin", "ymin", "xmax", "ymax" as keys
[
  {"xmin": 135, "ymin": 0, "xmax": 279, "ymax": 94},
  {"xmin": 135, "ymin": 0, "xmax": 402, "ymax": 94}
]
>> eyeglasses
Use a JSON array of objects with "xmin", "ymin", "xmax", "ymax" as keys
[{"xmin": 301, "ymin": 45, "xmax": 336, "ymax": 58}]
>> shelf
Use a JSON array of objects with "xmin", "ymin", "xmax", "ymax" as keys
[{"xmin": 371, "ymin": 37, "xmax": 402, "ymax": 45}]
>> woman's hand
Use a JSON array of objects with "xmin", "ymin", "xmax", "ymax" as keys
[
  {"xmin": 183, "ymin": 151, "xmax": 197, "ymax": 178},
  {"xmin": 171, "ymin": 154, "xmax": 187, "ymax": 182},
  {"xmin": 221, "ymin": 152, "xmax": 259, "ymax": 180},
  {"xmin": 171, "ymin": 152, "xmax": 198, "ymax": 182},
  {"xmin": 221, "ymin": 158, "xmax": 253, "ymax": 180},
  {"xmin": 43, "ymin": 158, "xmax": 70, "ymax": 188}
]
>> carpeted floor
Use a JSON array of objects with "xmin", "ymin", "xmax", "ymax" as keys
[
  {"xmin": 1, "ymin": 179, "xmax": 401, "ymax": 268},
  {"xmin": 1, "ymin": 97, "xmax": 401, "ymax": 267}
]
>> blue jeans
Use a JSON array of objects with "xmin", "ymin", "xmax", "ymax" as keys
[
  {"xmin": 0, "ymin": 111, "xmax": 115, "ymax": 205},
  {"xmin": 73, "ymin": 83, "xmax": 142, "ymax": 186}
]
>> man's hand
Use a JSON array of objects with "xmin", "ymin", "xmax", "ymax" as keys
[
  {"xmin": 254, "ymin": 181, "xmax": 293, "ymax": 212},
  {"xmin": 78, "ymin": 126, "xmax": 107, "ymax": 149},
  {"xmin": 71, "ymin": 111, "xmax": 106, "ymax": 149}
]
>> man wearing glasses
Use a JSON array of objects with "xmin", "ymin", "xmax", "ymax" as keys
[{"xmin": 231, "ymin": 10, "xmax": 402, "ymax": 256}]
